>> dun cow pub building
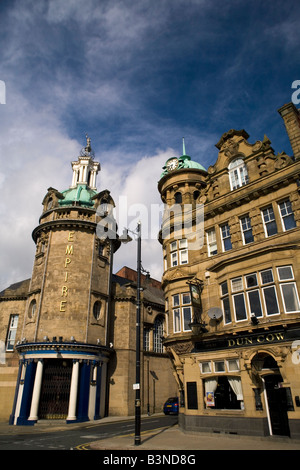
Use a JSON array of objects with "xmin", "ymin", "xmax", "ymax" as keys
[{"xmin": 158, "ymin": 102, "xmax": 300, "ymax": 438}]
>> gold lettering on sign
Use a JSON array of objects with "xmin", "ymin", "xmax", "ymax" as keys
[
  {"xmin": 59, "ymin": 231, "xmax": 75, "ymax": 313},
  {"xmin": 227, "ymin": 331, "xmax": 285, "ymax": 348},
  {"xmin": 65, "ymin": 245, "xmax": 73, "ymax": 255},
  {"xmin": 62, "ymin": 286, "xmax": 68, "ymax": 297},
  {"xmin": 60, "ymin": 300, "xmax": 67, "ymax": 312}
]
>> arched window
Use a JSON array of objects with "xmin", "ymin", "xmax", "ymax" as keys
[
  {"xmin": 174, "ymin": 192, "xmax": 182, "ymax": 204},
  {"xmin": 153, "ymin": 316, "xmax": 164, "ymax": 353},
  {"xmin": 93, "ymin": 300, "xmax": 102, "ymax": 320},
  {"xmin": 228, "ymin": 158, "xmax": 249, "ymax": 190}
]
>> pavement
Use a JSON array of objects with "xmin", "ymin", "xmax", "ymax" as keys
[{"xmin": 0, "ymin": 413, "xmax": 299, "ymax": 451}]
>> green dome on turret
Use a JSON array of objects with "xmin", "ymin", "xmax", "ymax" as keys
[
  {"xmin": 160, "ymin": 139, "xmax": 207, "ymax": 179},
  {"xmin": 59, "ymin": 184, "xmax": 97, "ymax": 208}
]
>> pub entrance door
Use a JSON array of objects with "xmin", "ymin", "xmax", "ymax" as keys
[
  {"xmin": 264, "ymin": 374, "xmax": 290, "ymax": 437},
  {"xmin": 38, "ymin": 359, "xmax": 72, "ymax": 419}
]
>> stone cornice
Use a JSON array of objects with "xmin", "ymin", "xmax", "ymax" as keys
[
  {"xmin": 32, "ymin": 218, "xmax": 96, "ymax": 242},
  {"xmin": 16, "ymin": 341, "xmax": 113, "ymax": 358}
]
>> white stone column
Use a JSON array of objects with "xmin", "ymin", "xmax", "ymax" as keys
[
  {"xmin": 67, "ymin": 360, "xmax": 79, "ymax": 421},
  {"xmin": 28, "ymin": 359, "xmax": 43, "ymax": 422}
]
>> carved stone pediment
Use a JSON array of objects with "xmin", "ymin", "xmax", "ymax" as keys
[{"xmin": 162, "ymin": 267, "xmax": 192, "ymax": 286}]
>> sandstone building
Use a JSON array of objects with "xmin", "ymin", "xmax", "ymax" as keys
[
  {"xmin": 0, "ymin": 138, "xmax": 176, "ymax": 424},
  {"xmin": 158, "ymin": 102, "xmax": 300, "ymax": 438}
]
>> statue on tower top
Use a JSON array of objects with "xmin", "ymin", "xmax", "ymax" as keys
[{"xmin": 80, "ymin": 133, "xmax": 95, "ymax": 159}]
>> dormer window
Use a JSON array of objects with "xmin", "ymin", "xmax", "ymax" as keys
[{"xmin": 228, "ymin": 158, "xmax": 249, "ymax": 190}]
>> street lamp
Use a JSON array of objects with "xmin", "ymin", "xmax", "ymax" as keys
[
  {"xmin": 121, "ymin": 222, "xmax": 143, "ymax": 446},
  {"xmin": 135, "ymin": 221, "xmax": 142, "ymax": 446}
]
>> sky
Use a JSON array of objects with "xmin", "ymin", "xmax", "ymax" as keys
[{"xmin": 0, "ymin": 0, "xmax": 299, "ymax": 291}]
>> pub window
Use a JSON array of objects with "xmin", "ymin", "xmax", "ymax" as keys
[
  {"xmin": 181, "ymin": 293, "xmax": 192, "ymax": 331},
  {"xmin": 220, "ymin": 266, "xmax": 299, "ymax": 323},
  {"xmin": 278, "ymin": 199, "xmax": 296, "ymax": 231},
  {"xmin": 227, "ymin": 359, "xmax": 240, "ymax": 372},
  {"xmin": 260, "ymin": 269, "xmax": 279, "ymax": 316},
  {"xmin": 246, "ymin": 273, "xmax": 263, "ymax": 318},
  {"xmin": 6, "ymin": 314, "xmax": 19, "ymax": 351},
  {"xmin": 231, "ymin": 277, "xmax": 247, "ymax": 322},
  {"xmin": 172, "ymin": 293, "xmax": 192, "ymax": 333},
  {"xmin": 220, "ymin": 281, "xmax": 232, "ymax": 324},
  {"xmin": 206, "ymin": 228, "xmax": 217, "ymax": 256},
  {"xmin": 200, "ymin": 362, "xmax": 212, "ymax": 374},
  {"xmin": 261, "ymin": 205, "xmax": 278, "ymax": 237},
  {"xmin": 233, "ymin": 293, "xmax": 247, "ymax": 322},
  {"xmin": 240, "ymin": 215, "xmax": 254, "ymax": 244},
  {"xmin": 170, "ymin": 241, "xmax": 178, "ymax": 267},
  {"xmin": 277, "ymin": 266, "xmax": 300, "ymax": 313},
  {"xmin": 170, "ymin": 239, "xmax": 188, "ymax": 267},
  {"xmin": 214, "ymin": 361, "xmax": 225, "ymax": 373},
  {"xmin": 228, "ymin": 158, "xmax": 249, "ymax": 190},
  {"xmin": 220, "ymin": 223, "xmax": 232, "ymax": 251},
  {"xmin": 205, "ymin": 376, "xmax": 243, "ymax": 410},
  {"xmin": 179, "ymin": 239, "xmax": 188, "ymax": 264}
]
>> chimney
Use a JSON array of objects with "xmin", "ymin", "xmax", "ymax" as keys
[{"xmin": 278, "ymin": 102, "xmax": 300, "ymax": 160}]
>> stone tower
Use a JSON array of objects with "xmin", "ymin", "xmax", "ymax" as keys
[{"xmin": 10, "ymin": 137, "xmax": 120, "ymax": 425}]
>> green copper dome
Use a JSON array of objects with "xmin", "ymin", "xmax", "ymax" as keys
[
  {"xmin": 160, "ymin": 154, "xmax": 207, "ymax": 179},
  {"xmin": 59, "ymin": 184, "xmax": 97, "ymax": 208}
]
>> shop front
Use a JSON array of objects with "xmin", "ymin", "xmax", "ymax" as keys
[{"xmin": 178, "ymin": 326, "xmax": 300, "ymax": 438}]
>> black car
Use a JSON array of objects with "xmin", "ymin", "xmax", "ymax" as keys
[{"xmin": 163, "ymin": 397, "xmax": 179, "ymax": 415}]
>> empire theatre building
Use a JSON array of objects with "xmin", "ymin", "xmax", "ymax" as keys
[{"xmin": 158, "ymin": 102, "xmax": 300, "ymax": 438}]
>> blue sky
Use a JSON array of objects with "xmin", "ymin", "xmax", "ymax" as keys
[{"xmin": 0, "ymin": 0, "xmax": 299, "ymax": 290}]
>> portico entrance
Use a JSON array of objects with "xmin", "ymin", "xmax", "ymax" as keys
[{"xmin": 38, "ymin": 359, "xmax": 72, "ymax": 419}]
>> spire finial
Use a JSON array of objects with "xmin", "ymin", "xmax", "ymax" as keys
[{"xmin": 182, "ymin": 137, "xmax": 186, "ymax": 156}]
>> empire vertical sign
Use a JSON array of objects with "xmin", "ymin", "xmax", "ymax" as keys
[{"xmin": 60, "ymin": 231, "xmax": 75, "ymax": 312}]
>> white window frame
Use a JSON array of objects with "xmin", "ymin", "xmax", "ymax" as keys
[
  {"xmin": 226, "ymin": 359, "xmax": 240, "ymax": 372},
  {"xmin": 200, "ymin": 362, "xmax": 212, "ymax": 374},
  {"xmin": 261, "ymin": 205, "xmax": 277, "ymax": 237},
  {"xmin": 246, "ymin": 288, "xmax": 263, "ymax": 318},
  {"xmin": 207, "ymin": 228, "xmax": 217, "ymax": 256},
  {"xmin": 278, "ymin": 199, "xmax": 296, "ymax": 232},
  {"xmin": 231, "ymin": 277, "xmax": 243, "ymax": 293},
  {"xmin": 277, "ymin": 265, "xmax": 294, "ymax": 281},
  {"xmin": 171, "ymin": 251, "xmax": 178, "ymax": 267},
  {"xmin": 228, "ymin": 158, "xmax": 249, "ymax": 190},
  {"xmin": 220, "ymin": 223, "xmax": 232, "ymax": 252},
  {"xmin": 214, "ymin": 360, "xmax": 225, "ymax": 373},
  {"xmin": 261, "ymin": 285, "xmax": 280, "ymax": 316},
  {"xmin": 170, "ymin": 239, "xmax": 188, "ymax": 266},
  {"xmin": 6, "ymin": 314, "xmax": 19, "ymax": 351},
  {"xmin": 233, "ymin": 292, "xmax": 247, "ymax": 322},
  {"xmin": 240, "ymin": 215, "xmax": 254, "ymax": 244},
  {"xmin": 173, "ymin": 308, "xmax": 181, "ymax": 333}
]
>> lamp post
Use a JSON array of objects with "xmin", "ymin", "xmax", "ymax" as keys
[
  {"xmin": 135, "ymin": 221, "xmax": 142, "ymax": 446},
  {"xmin": 121, "ymin": 221, "xmax": 147, "ymax": 445}
]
